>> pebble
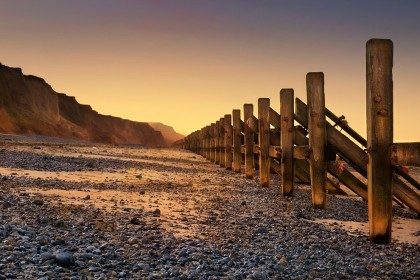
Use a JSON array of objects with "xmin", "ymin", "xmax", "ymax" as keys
[{"xmin": 55, "ymin": 252, "xmax": 75, "ymax": 267}]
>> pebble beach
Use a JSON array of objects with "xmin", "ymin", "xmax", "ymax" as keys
[{"xmin": 0, "ymin": 134, "xmax": 419, "ymax": 279}]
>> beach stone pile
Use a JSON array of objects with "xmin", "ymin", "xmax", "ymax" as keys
[{"xmin": 0, "ymin": 136, "xmax": 419, "ymax": 279}]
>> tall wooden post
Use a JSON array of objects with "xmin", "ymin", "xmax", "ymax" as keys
[
  {"xmin": 366, "ymin": 39, "xmax": 393, "ymax": 244},
  {"xmin": 244, "ymin": 104, "xmax": 255, "ymax": 179},
  {"xmin": 280, "ymin": 89, "xmax": 294, "ymax": 196},
  {"xmin": 224, "ymin": 114, "xmax": 233, "ymax": 170},
  {"xmin": 307, "ymin": 72, "xmax": 327, "ymax": 209},
  {"xmin": 232, "ymin": 109, "xmax": 242, "ymax": 173},
  {"xmin": 200, "ymin": 129, "xmax": 204, "ymax": 157},
  {"xmin": 258, "ymin": 98, "xmax": 270, "ymax": 187},
  {"xmin": 202, "ymin": 128, "xmax": 207, "ymax": 158},
  {"xmin": 219, "ymin": 117, "xmax": 225, "ymax": 167},
  {"xmin": 215, "ymin": 121, "xmax": 221, "ymax": 165},
  {"xmin": 210, "ymin": 123, "xmax": 216, "ymax": 162},
  {"xmin": 206, "ymin": 126, "xmax": 211, "ymax": 160}
]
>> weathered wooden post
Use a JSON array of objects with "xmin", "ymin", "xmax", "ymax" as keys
[
  {"xmin": 224, "ymin": 114, "xmax": 233, "ymax": 170},
  {"xmin": 244, "ymin": 104, "xmax": 255, "ymax": 179},
  {"xmin": 366, "ymin": 39, "xmax": 393, "ymax": 244},
  {"xmin": 205, "ymin": 126, "xmax": 211, "ymax": 160},
  {"xmin": 199, "ymin": 129, "xmax": 204, "ymax": 157},
  {"xmin": 258, "ymin": 98, "xmax": 270, "ymax": 187},
  {"xmin": 232, "ymin": 109, "xmax": 242, "ymax": 173},
  {"xmin": 280, "ymin": 89, "xmax": 294, "ymax": 196},
  {"xmin": 210, "ymin": 123, "xmax": 216, "ymax": 162},
  {"xmin": 219, "ymin": 117, "xmax": 226, "ymax": 167},
  {"xmin": 215, "ymin": 121, "xmax": 221, "ymax": 165},
  {"xmin": 307, "ymin": 72, "xmax": 327, "ymax": 209}
]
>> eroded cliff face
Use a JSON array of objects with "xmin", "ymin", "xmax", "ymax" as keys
[
  {"xmin": 0, "ymin": 63, "xmax": 166, "ymax": 146},
  {"xmin": 148, "ymin": 122, "xmax": 184, "ymax": 145}
]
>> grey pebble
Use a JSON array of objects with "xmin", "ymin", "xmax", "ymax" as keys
[{"xmin": 55, "ymin": 252, "xmax": 75, "ymax": 267}]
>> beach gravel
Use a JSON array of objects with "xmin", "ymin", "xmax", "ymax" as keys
[{"xmin": 0, "ymin": 134, "xmax": 419, "ymax": 279}]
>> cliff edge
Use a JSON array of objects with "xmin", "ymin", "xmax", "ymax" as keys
[{"xmin": 0, "ymin": 63, "xmax": 166, "ymax": 146}]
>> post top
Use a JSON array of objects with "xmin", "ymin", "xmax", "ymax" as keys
[{"xmin": 367, "ymin": 38, "xmax": 393, "ymax": 45}]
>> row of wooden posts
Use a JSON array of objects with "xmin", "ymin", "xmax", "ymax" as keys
[{"xmin": 176, "ymin": 39, "xmax": 420, "ymax": 244}]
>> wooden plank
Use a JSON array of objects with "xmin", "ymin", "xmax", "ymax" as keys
[
  {"xmin": 393, "ymin": 165, "xmax": 420, "ymax": 191},
  {"xmin": 259, "ymin": 98, "xmax": 271, "ymax": 187},
  {"xmin": 295, "ymin": 98, "xmax": 308, "ymax": 128},
  {"xmin": 296, "ymin": 99, "xmax": 368, "ymax": 176},
  {"xmin": 270, "ymin": 130, "xmax": 280, "ymax": 146},
  {"xmin": 246, "ymin": 115, "xmax": 259, "ymax": 133},
  {"xmin": 269, "ymin": 107, "xmax": 281, "ymax": 130},
  {"xmin": 224, "ymin": 114, "xmax": 233, "ymax": 170},
  {"xmin": 294, "ymin": 109, "xmax": 370, "ymax": 202},
  {"xmin": 293, "ymin": 145, "xmax": 309, "ymax": 160},
  {"xmin": 391, "ymin": 143, "xmax": 420, "ymax": 167},
  {"xmin": 244, "ymin": 104, "xmax": 255, "ymax": 179},
  {"xmin": 367, "ymin": 39, "xmax": 393, "ymax": 244},
  {"xmin": 270, "ymin": 158, "xmax": 281, "ymax": 174},
  {"xmin": 307, "ymin": 72, "xmax": 327, "ymax": 209},
  {"xmin": 299, "ymin": 97, "xmax": 420, "ymax": 199},
  {"xmin": 327, "ymin": 161, "xmax": 368, "ymax": 200},
  {"xmin": 269, "ymin": 146, "xmax": 281, "ymax": 158},
  {"xmin": 326, "ymin": 107, "xmax": 367, "ymax": 147},
  {"xmin": 280, "ymin": 89, "xmax": 294, "ymax": 196},
  {"xmin": 232, "ymin": 109, "xmax": 242, "ymax": 173},
  {"xmin": 393, "ymin": 176, "xmax": 420, "ymax": 214},
  {"xmin": 295, "ymin": 159, "xmax": 346, "ymax": 195},
  {"xmin": 254, "ymin": 144, "xmax": 260, "ymax": 154}
]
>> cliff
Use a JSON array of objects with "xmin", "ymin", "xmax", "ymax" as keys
[
  {"xmin": 148, "ymin": 122, "xmax": 184, "ymax": 145},
  {"xmin": 0, "ymin": 63, "xmax": 166, "ymax": 146}
]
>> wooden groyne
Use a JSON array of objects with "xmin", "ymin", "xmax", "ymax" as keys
[{"xmin": 175, "ymin": 39, "xmax": 420, "ymax": 244}]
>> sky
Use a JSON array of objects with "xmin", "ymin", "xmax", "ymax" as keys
[{"xmin": 1, "ymin": 0, "xmax": 419, "ymax": 141}]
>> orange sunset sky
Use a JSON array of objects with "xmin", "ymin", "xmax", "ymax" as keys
[{"xmin": 1, "ymin": 1, "xmax": 419, "ymax": 141}]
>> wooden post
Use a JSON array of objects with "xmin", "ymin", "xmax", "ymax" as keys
[
  {"xmin": 244, "ymin": 104, "xmax": 255, "ymax": 179},
  {"xmin": 210, "ymin": 123, "xmax": 216, "ymax": 162},
  {"xmin": 206, "ymin": 126, "xmax": 211, "ymax": 160},
  {"xmin": 280, "ymin": 89, "xmax": 294, "ymax": 196},
  {"xmin": 224, "ymin": 114, "xmax": 233, "ymax": 170},
  {"xmin": 307, "ymin": 72, "xmax": 327, "ymax": 209},
  {"xmin": 200, "ymin": 129, "xmax": 204, "ymax": 157},
  {"xmin": 258, "ymin": 98, "xmax": 270, "ymax": 187},
  {"xmin": 232, "ymin": 109, "xmax": 242, "ymax": 173},
  {"xmin": 215, "ymin": 121, "xmax": 221, "ymax": 165},
  {"xmin": 203, "ymin": 127, "xmax": 208, "ymax": 158},
  {"xmin": 219, "ymin": 117, "xmax": 225, "ymax": 167},
  {"xmin": 367, "ymin": 39, "xmax": 393, "ymax": 244}
]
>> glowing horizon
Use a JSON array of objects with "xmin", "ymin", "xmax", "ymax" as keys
[{"xmin": 1, "ymin": 1, "xmax": 419, "ymax": 141}]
